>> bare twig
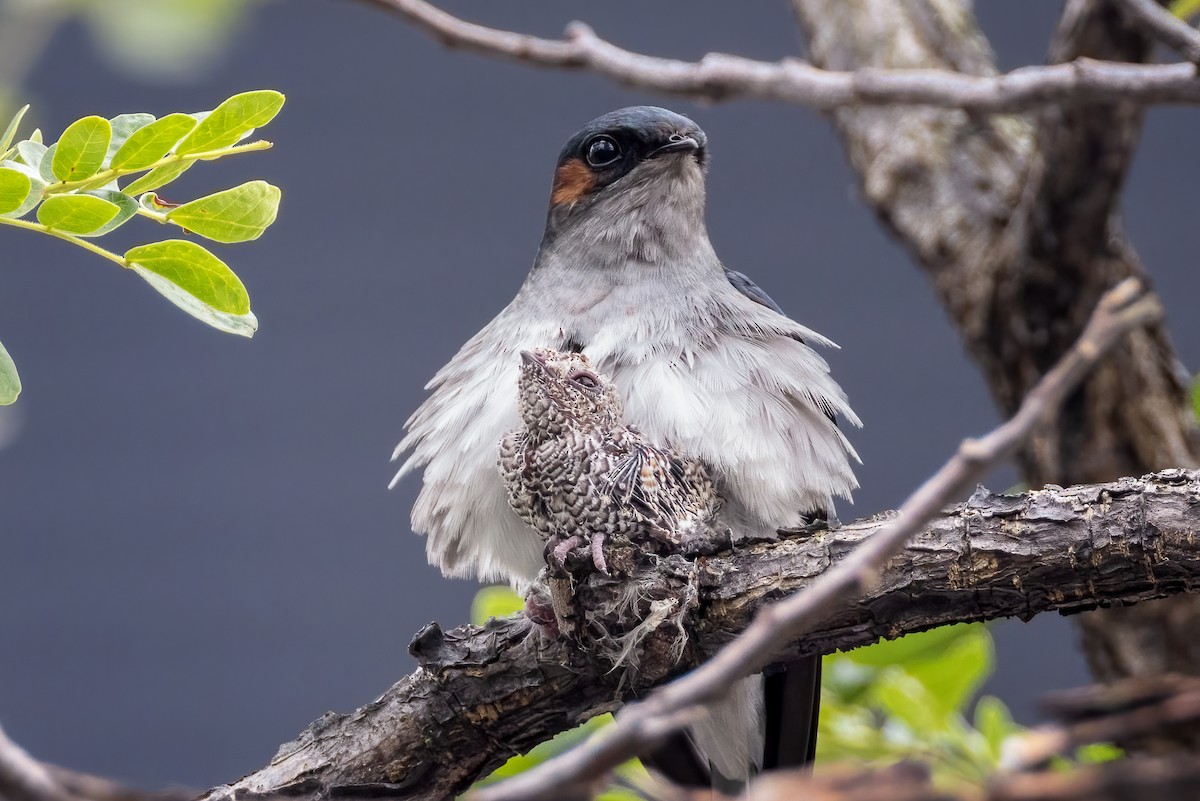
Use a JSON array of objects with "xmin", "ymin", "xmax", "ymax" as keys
[
  {"xmin": 358, "ymin": 0, "xmax": 1200, "ymax": 111},
  {"xmin": 0, "ymin": 723, "xmax": 75, "ymax": 801},
  {"xmin": 471, "ymin": 281, "xmax": 1162, "ymax": 801},
  {"xmin": 1006, "ymin": 675, "xmax": 1200, "ymax": 769},
  {"xmin": 1116, "ymin": 0, "xmax": 1200, "ymax": 63},
  {"xmin": 731, "ymin": 757, "xmax": 1200, "ymax": 801},
  {"xmin": 0, "ymin": 723, "xmax": 192, "ymax": 801}
]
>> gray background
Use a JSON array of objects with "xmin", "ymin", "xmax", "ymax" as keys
[{"xmin": 1, "ymin": 0, "xmax": 1197, "ymax": 789}]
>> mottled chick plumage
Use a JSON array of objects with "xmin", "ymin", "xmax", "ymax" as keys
[{"xmin": 499, "ymin": 348, "xmax": 719, "ymax": 573}]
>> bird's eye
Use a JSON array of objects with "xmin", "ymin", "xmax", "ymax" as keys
[
  {"xmin": 571, "ymin": 371, "xmax": 599, "ymax": 389},
  {"xmin": 585, "ymin": 136, "xmax": 620, "ymax": 168}
]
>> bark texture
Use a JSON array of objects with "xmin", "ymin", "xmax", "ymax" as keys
[
  {"xmin": 789, "ymin": 0, "xmax": 1200, "ymax": 689},
  {"xmin": 199, "ymin": 471, "xmax": 1200, "ymax": 801}
]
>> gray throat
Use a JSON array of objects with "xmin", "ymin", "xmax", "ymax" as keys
[{"xmin": 539, "ymin": 158, "xmax": 712, "ymax": 272}]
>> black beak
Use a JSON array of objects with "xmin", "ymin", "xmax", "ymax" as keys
[
  {"xmin": 520, "ymin": 350, "xmax": 548, "ymax": 371},
  {"xmin": 649, "ymin": 134, "xmax": 701, "ymax": 158}
]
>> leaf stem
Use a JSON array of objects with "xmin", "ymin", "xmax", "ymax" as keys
[
  {"xmin": 40, "ymin": 139, "xmax": 273, "ymax": 195},
  {"xmin": 0, "ymin": 215, "xmax": 129, "ymax": 268}
]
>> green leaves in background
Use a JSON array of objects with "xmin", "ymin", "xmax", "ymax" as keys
[
  {"xmin": 819, "ymin": 623, "xmax": 1020, "ymax": 786},
  {"xmin": 0, "ymin": 91, "xmax": 282, "ymax": 401},
  {"xmin": 176, "ymin": 90, "xmax": 284, "ymax": 155},
  {"xmin": 79, "ymin": 0, "xmax": 266, "ymax": 82},
  {"xmin": 51, "ymin": 115, "xmax": 111, "ymax": 181},
  {"xmin": 166, "ymin": 180, "xmax": 280, "ymax": 242},
  {"xmin": 1171, "ymin": 0, "xmax": 1200, "ymax": 20},
  {"xmin": 1191, "ymin": 375, "xmax": 1200, "ymax": 422},
  {"xmin": 0, "ymin": 338, "xmax": 19, "ymax": 405},
  {"xmin": 471, "ymin": 586, "xmax": 525, "ymax": 624}
]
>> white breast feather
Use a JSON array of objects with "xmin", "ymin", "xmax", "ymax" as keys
[{"xmin": 393, "ymin": 283, "xmax": 860, "ymax": 585}]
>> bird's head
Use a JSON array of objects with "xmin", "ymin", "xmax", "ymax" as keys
[
  {"xmin": 516, "ymin": 348, "xmax": 623, "ymax": 436},
  {"xmin": 542, "ymin": 106, "xmax": 708, "ymax": 248}
]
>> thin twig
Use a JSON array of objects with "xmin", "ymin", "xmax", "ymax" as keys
[
  {"xmin": 1117, "ymin": 0, "xmax": 1200, "ymax": 63},
  {"xmin": 0, "ymin": 723, "xmax": 75, "ymax": 801},
  {"xmin": 1004, "ymin": 675, "xmax": 1200, "ymax": 770},
  {"xmin": 472, "ymin": 279, "xmax": 1163, "ymax": 801},
  {"xmin": 358, "ymin": 0, "xmax": 1200, "ymax": 111}
]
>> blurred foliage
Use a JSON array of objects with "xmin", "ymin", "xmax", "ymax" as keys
[
  {"xmin": 1192, "ymin": 375, "xmax": 1200, "ymax": 422},
  {"xmin": 1171, "ymin": 0, "xmax": 1200, "ymax": 20},
  {"xmin": 468, "ymin": 588, "xmax": 1031, "ymax": 792},
  {"xmin": 0, "ymin": 91, "xmax": 283, "ymax": 403},
  {"xmin": 0, "ymin": 0, "xmax": 265, "ymax": 94},
  {"xmin": 818, "ymin": 623, "xmax": 1021, "ymax": 787},
  {"xmin": 77, "ymin": 0, "xmax": 266, "ymax": 82}
]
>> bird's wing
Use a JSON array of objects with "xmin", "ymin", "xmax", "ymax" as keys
[
  {"xmin": 604, "ymin": 441, "xmax": 713, "ymax": 536},
  {"xmin": 725, "ymin": 268, "xmax": 784, "ymax": 315},
  {"xmin": 727, "ymin": 268, "xmax": 848, "ymax": 427}
]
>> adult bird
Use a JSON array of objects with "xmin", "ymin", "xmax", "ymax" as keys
[{"xmin": 393, "ymin": 106, "xmax": 860, "ymax": 787}]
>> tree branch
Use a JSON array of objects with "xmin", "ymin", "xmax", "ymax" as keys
[
  {"xmin": 1116, "ymin": 0, "xmax": 1200, "ymax": 63},
  {"xmin": 786, "ymin": 0, "xmax": 1200, "ymax": 706},
  {"xmin": 357, "ymin": 0, "xmax": 1200, "ymax": 111},
  {"xmin": 195, "ymin": 467, "xmax": 1200, "ymax": 801},
  {"xmin": 0, "ymin": 724, "xmax": 191, "ymax": 801}
]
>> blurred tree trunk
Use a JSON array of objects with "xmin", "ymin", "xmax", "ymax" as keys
[{"xmin": 790, "ymin": 0, "xmax": 1200, "ymax": 693}]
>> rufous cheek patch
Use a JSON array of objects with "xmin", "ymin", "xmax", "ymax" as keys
[{"xmin": 551, "ymin": 158, "xmax": 596, "ymax": 206}]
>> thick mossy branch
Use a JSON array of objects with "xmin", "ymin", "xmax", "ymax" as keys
[{"xmin": 203, "ymin": 470, "xmax": 1200, "ymax": 801}]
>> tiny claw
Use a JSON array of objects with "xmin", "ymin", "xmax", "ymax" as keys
[
  {"xmin": 591, "ymin": 534, "xmax": 609, "ymax": 575},
  {"xmin": 550, "ymin": 534, "xmax": 584, "ymax": 571}
]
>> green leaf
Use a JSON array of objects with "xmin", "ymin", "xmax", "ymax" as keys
[
  {"xmin": 166, "ymin": 180, "xmax": 280, "ymax": 242},
  {"xmin": 123, "ymin": 160, "xmax": 192, "ymax": 195},
  {"xmin": 0, "ymin": 167, "xmax": 31, "ymax": 214},
  {"xmin": 175, "ymin": 90, "xmax": 284, "ymax": 156},
  {"xmin": 0, "ymin": 337, "xmax": 19, "ymax": 405},
  {"xmin": 52, "ymin": 115, "xmax": 112, "ymax": 181},
  {"xmin": 471, "ymin": 586, "xmax": 523, "ymax": 625},
  {"xmin": 0, "ymin": 104, "xmax": 29, "ymax": 155},
  {"xmin": 0, "ymin": 161, "xmax": 46, "ymax": 218},
  {"xmin": 37, "ymin": 194, "xmax": 121, "ymax": 234},
  {"xmin": 125, "ymin": 239, "xmax": 251, "ymax": 316},
  {"xmin": 902, "ymin": 627, "xmax": 993, "ymax": 718},
  {"xmin": 110, "ymin": 113, "xmax": 196, "ymax": 171},
  {"xmin": 80, "ymin": 0, "xmax": 258, "ymax": 81},
  {"xmin": 1077, "ymin": 742, "xmax": 1124, "ymax": 764},
  {"xmin": 849, "ymin": 623, "xmax": 983, "ymax": 668},
  {"xmin": 104, "ymin": 113, "xmax": 156, "ymax": 166},
  {"xmin": 1191, "ymin": 375, "xmax": 1200, "ymax": 422},
  {"xmin": 131, "ymin": 266, "xmax": 258, "ymax": 338},
  {"xmin": 1171, "ymin": 0, "xmax": 1200, "ymax": 20},
  {"xmin": 38, "ymin": 143, "xmax": 59, "ymax": 184},
  {"xmin": 870, "ymin": 670, "xmax": 946, "ymax": 734},
  {"xmin": 973, "ymin": 696, "xmax": 1017, "ymax": 761},
  {"xmin": 16, "ymin": 139, "xmax": 46, "ymax": 169},
  {"xmin": 82, "ymin": 190, "xmax": 138, "ymax": 236}
]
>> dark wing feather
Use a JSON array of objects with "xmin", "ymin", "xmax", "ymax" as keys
[
  {"xmin": 605, "ymin": 443, "xmax": 687, "ymax": 530},
  {"xmin": 726, "ymin": 268, "xmax": 784, "ymax": 315},
  {"xmin": 729, "ymin": 269, "xmax": 840, "ymax": 429}
]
